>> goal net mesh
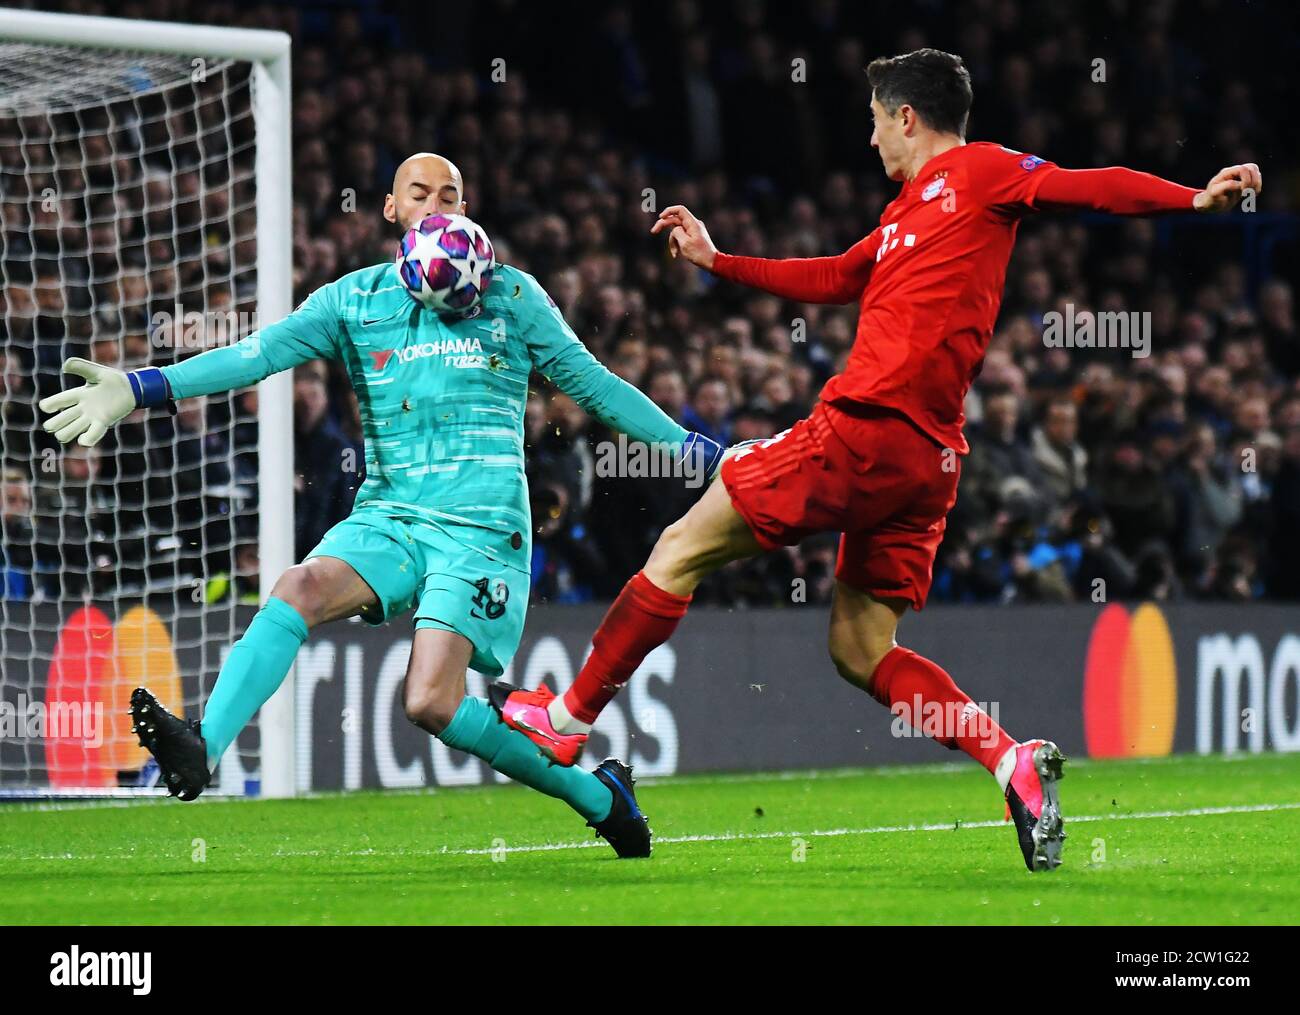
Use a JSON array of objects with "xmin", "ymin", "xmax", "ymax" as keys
[{"xmin": 0, "ymin": 41, "xmax": 265, "ymax": 795}]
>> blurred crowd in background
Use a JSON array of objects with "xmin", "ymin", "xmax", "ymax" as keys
[{"xmin": 2, "ymin": 0, "xmax": 1298, "ymax": 609}]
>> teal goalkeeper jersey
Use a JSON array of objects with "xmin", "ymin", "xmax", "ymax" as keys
[{"xmin": 162, "ymin": 262, "xmax": 689, "ymax": 572}]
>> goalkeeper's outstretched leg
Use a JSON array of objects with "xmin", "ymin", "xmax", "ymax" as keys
[
  {"xmin": 131, "ymin": 555, "xmax": 373, "ymax": 800},
  {"xmin": 132, "ymin": 552, "xmax": 648, "ymax": 856},
  {"xmin": 402, "ymin": 628, "xmax": 649, "ymax": 858}
]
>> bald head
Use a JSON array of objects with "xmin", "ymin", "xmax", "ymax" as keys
[
  {"xmin": 392, "ymin": 152, "xmax": 462, "ymax": 194},
  {"xmin": 384, "ymin": 152, "xmax": 467, "ymax": 231}
]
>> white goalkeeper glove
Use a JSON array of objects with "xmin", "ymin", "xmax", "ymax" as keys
[{"xmin": 38, "ymin": 357, "xmax": 173, "ymax": 447}]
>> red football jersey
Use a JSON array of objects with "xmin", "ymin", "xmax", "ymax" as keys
[
  {"xmin": 819, "ymin": 142, "xmax": 1060, "ymax": 453},
  {"xmin": 712, "ymin": 142, "xmax": 1197, "ymax": 454}
]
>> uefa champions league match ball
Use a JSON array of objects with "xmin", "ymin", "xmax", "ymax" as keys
[{"xmin": 395, "ymin": 212, "xmax": 496, "ymax": 316}]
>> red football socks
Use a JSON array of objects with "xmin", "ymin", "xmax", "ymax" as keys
[
  {"xmin": 563, "ymin": 571, "xmax": 692, "ymax": 724},
  {"xmin": 867, "ymin": 646, "xmax": 1015, "ymax": 773},
  {"xmin": 565, "ymin": 576, "xmax": 1014, "ymax": 774}
]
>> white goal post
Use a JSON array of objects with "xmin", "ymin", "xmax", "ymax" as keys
[{"xmin": 0, "ymin": 9, "xmax": 296, "ymax": 797}]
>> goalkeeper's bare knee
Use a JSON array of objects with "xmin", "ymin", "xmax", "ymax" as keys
[
  {"xmin": 402, "ymin": 679, "xmax": 461, "ymax": 735},
  {"xmin": 268, "ymin": 557, "xmax": 379, "ymax": 628},
  {"xmin": 268, "ymin": 565, "xmax": 329, "ymax": 628}
]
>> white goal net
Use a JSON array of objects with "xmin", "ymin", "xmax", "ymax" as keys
[{"xmin": 0, "ymin": 15, "xmax": 293, "ymax": 797}]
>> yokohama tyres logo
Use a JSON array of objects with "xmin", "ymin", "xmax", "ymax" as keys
[{"xmin": 369, "ymin": 338, "xmax": 484, "ymax": 371}]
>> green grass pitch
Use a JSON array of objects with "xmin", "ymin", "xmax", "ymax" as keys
[{"xmin": 2, "ymin": 752, "xmax": 1297, "ymax": 925}]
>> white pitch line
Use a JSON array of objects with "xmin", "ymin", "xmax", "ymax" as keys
[
  {"xmin": 9, "ymin": 801, "xmax": 1300, "ymax": 864},
  {"xmin": 443, "ymin": 801, "xmax": 1300, "ymax": 857},
  {"xmin": 639, "ymin": 762, "xmax": 970, "ymax": 786}
]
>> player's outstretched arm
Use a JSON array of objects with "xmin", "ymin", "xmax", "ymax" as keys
[
  {"xmin": 39, "ymin": 282, "xmax": 343, "ymax": 447},
  {"xmin": 162, "ymin": 283, "xmax": 343, "ymax": 400},
  {"xmin": 519, "ymin": 272, "xmax": 724, "ymax": 479},
  {"xmin": 1031, "ymin": 162, "xmax": 1262, "ymax": 215},
  {"xmin": 1191, "ymin": 163, "xmax": 1263, "ymax": 212},
  {"xmin": 38, "ymin": 358, "xmax": 148, "ymax": 448},
  {"xmin": 651, "ymin": 204, "xmax": 874, "ymax": 304}
]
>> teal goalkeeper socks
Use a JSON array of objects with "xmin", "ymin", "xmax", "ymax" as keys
[
  {"xmin": 203, "ymin": 605, "xmax": 610, "ymax": 823},
  {"xmin": 438, "ymin": 697, "xmax": 613, "ymax": 823},
  {"xmin": 202, "ymin": 597, "xmax": 309, "ymax": 769}
]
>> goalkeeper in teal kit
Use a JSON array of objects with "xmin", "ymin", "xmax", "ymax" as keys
[{"xmin": 39, "ymin": 153, "xmax": 720, "ymax": 857}]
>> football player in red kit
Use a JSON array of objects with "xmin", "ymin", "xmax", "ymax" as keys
[{"xmin": 490, "ymin": 48, "xmax": 1262, "ymax": 870}]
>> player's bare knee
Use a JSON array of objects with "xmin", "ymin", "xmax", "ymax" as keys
[
  {"xmin": 648, "ymin": 516, "xmax": 710, "ymax": 582},
  {"xmin": 401, "ymin": 681, "xmax": 432, "ymax": 732},
  {"xmin": 828, "ymin": 637, "xmax": 891, "ymax": 693},
  {"xmin": 828, "ymin": 643, "xmax": 871, "ymax": 689},
  {"xmin": 402, "ymin": 679, "xmax": 459, "ymax": 735},
  {"xmin": 651, "ymin": 515, "xmax": 691, "ymax": 558},
  {"xmin": 269, "ymin": 565, "xmax": 325, "ymax": 628}
]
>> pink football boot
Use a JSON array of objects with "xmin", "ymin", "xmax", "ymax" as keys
[
  {"xmin": 488, "ymin": 682, "xmax": 588, "ymax": 766},
  {"xmin": 997, "ymin": 739, "xmax": 1066, "ymax": 871}
]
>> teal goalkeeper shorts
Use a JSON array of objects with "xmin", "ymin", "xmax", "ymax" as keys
[{"xmin": 305, "ymin": 508, "xmax": 529, "ymax": 676}]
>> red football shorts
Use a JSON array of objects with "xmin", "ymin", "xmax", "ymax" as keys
[{"xmin": 719, "ymin": 401, "xmax": 961, "ymax": 610}]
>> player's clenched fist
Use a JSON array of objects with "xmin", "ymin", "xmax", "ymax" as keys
[
  {"xmin": 1193, "ymin": 163, "xmax": 1262, "ymax": 212},
  {"xmin": 38, "ymin": 358, "xmax": 155, "ymax": 447},
  {"xmin": 651, "ymin": 204, "xmax": 719, "ymax": 270}
]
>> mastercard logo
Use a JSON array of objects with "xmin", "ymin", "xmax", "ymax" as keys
[
  {"xmin": 1083, "ymin": 603, "xmax": 1177, "ymax": 757},
  {"xmin": 44, "ymin": 605, "xmax": 182, "ymax": 787}
]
